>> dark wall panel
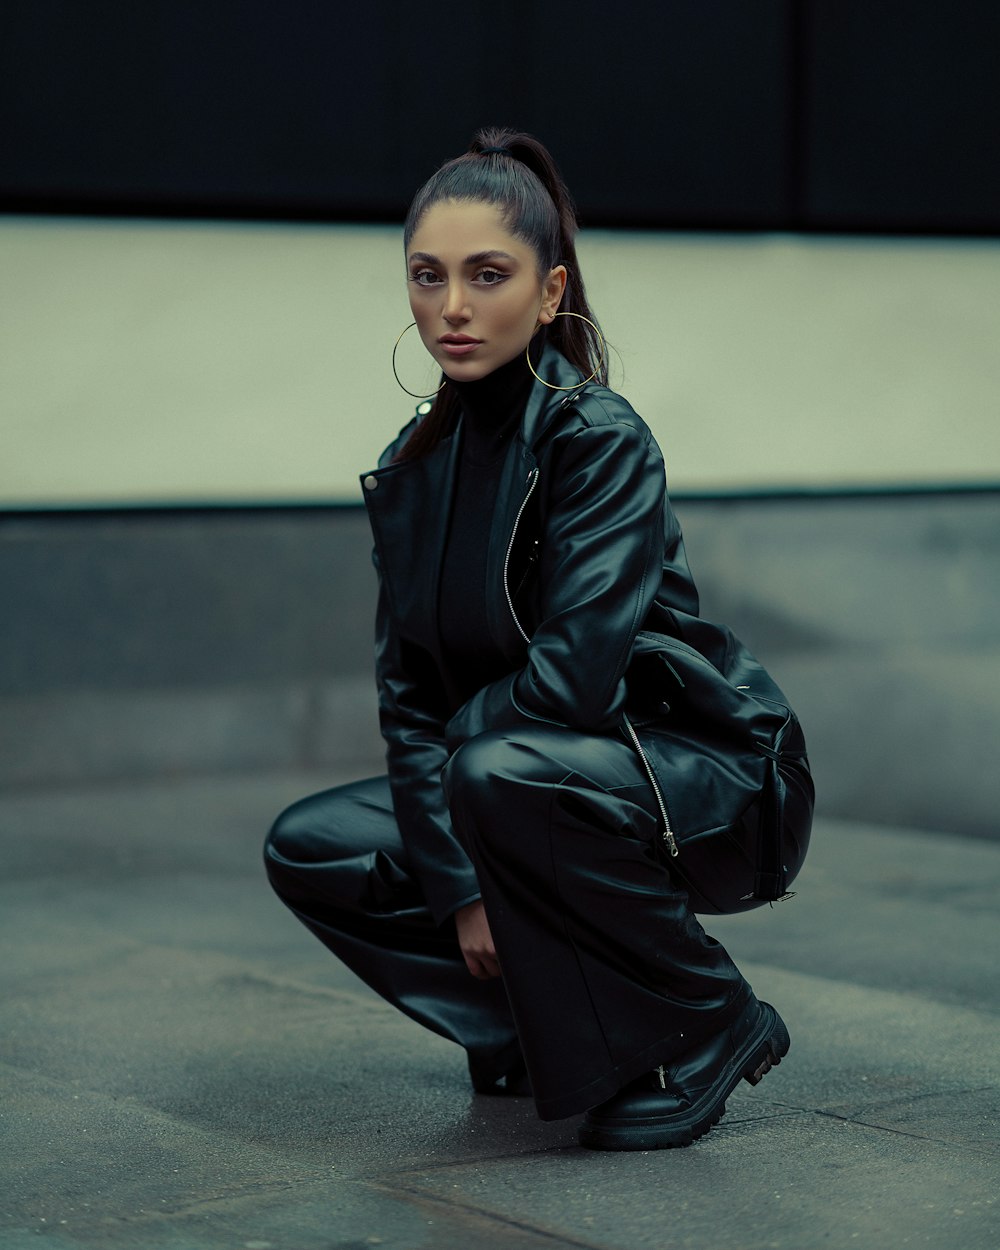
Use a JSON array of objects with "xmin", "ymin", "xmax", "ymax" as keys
[
  {"xmin": 0, "ymin": 1, "xmax": 398, "ymax": 211},
  {"xmin": 0, "ymin": 0, "xmax": 791, "ymax": 225},
  {"xmin": 521, "ymin": 2, "xmax": 791, "ymax": 226},
  {"xmin": 2, "ymin": 1, "xmax": 999, "ymax": 231},
  {"xmin": 802, "ymin": 2, "xmax": 1000, "ymax": 230},
  {"xmin": 5, "ymin": 494, "xmax": 1000, "ymax": 838}
]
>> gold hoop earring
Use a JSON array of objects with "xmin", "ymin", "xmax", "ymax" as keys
[
  {"xmin": 391, "ymin": 322, "xmax": 446, "ymax": 399},
  {"xmin": 525, "ymin": 311, "xmax": 606, "ymax": 391}
]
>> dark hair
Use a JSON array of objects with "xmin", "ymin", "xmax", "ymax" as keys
[{"xmin": 395, "ymin": 127, "xmax": 606, "ymax": 462}]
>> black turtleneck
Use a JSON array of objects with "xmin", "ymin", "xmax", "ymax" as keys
[{"xmin": 438, "ymin": 353, "xmax": 534, "ymax": 707}]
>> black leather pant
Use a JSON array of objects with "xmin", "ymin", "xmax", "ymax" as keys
[{"xmin": 264, "ymin": 725, "xmax": 750, "ymax": 1120}]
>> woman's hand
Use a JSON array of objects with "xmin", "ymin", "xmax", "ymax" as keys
[{"xmin": 454, "ymin": 900, "xmax": 501, "ymax": 980}]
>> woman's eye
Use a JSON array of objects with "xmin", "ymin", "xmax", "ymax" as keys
[
  {"xmin": 410, "ymin": 269, "xmax": 440, "ymax": 286},
  {"xmin": 476, "ymin": 268, "xmax": 507, "ymax": 285}
]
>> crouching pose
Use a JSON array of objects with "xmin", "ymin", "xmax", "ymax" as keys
[{"xmin": 264, "ymin": 128, "xmax": 798, "ymax": 1149}]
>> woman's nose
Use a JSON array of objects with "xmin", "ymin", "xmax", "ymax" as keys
[{"xmin": 442, "ymin": 283, "xmax": 470, "ymax": 324}]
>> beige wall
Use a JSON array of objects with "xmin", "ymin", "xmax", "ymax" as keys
[{"xmin": 2, "ymin": 216, "xmax": 998, "ymax": 506}]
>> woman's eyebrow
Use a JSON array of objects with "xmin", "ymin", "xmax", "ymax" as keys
[
  {"xmin": 465, "ymin": 250, "xmax": 517, "ymax": 265},
  {"xmin": 407, "ymin": 249, "xmax": 517, "ymax": 266}
]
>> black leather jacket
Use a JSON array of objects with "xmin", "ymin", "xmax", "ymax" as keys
[{"xmin": 361, "ymin": 343, "xmax": 704, "ymax": 925}]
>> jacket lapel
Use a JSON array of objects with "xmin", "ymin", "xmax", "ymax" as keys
[
  {"xmin": 484, "ymin": 436, "xmax": 539, "ymax": 663},
  {"xmin": 362, "ymin": 429, "xmax": 461, "ymax": 655}
]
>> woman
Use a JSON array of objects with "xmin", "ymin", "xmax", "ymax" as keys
[{"xmin": 264, "ymin": 128, "xmax": 795, "ymax": 1150}]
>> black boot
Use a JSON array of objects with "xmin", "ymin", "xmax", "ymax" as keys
[
  {"xmin": 467, "ymin": 1038, "xmax": 533, "ymax": 1097},
  {"xmin": 578, "ymin": 998, "xmax": 789, "ymax": 1150}
]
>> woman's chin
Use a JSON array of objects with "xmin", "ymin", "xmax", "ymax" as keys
[
  {"xmin": 441, "ymin": 359, "xmax": 491, "ymax": 383},
  {"xmin": 441, "ymin": 350, "xmax": 525, "ymax": 384}
]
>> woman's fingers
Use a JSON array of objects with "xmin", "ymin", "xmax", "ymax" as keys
[
  {"xmin": 455, "ymin": 899, "xmax": 501, "ymax": 979},
  {"xmin": 468, "ymin": 951, "xmax": 502, "ymax": 980}
]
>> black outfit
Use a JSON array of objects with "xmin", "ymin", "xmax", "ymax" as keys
[
  {"xmin": 438, "ymin": 353, "xmax": 529, "ymax": 703},
  {"xmin": 264, "ymin": 343, "xmax": 766, "ymax": 1121}
]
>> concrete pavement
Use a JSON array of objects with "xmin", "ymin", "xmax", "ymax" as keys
[{"xmin": 2, "ymin": 771, "xmax": 997, "ymax": 1249}]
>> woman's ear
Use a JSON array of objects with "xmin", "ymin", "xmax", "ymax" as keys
[{"xmin": 538, "ymin": 265, "xmax": 568, "ymax": 324}]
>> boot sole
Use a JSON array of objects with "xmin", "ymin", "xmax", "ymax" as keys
[{"xmin": 578, "ymin": 1002, "xmax": 790, "ymax": 1151}]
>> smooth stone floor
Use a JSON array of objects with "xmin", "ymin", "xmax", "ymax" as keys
[{"xmin": 2, "ymin": 771, "xmax": 997, "ymax": 1250}]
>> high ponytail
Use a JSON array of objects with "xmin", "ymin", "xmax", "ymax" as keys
[{"xmin": 396, "ymin": 128, "xmax": 607, "ymax": 462}]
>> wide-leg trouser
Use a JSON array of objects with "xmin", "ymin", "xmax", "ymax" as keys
[{"xmin": 264, "ymin": 725, "xmax": 750, "ymax": 1121}]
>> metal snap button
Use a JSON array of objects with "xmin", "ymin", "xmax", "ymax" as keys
[{"xmin": 363, "ymin": 474, "xmax": 378, "ymax": 491}]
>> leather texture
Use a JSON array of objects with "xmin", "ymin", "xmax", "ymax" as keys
[
  {"xmin": 626, "ymin": 623, "xmax": 814, "ymax": 913},
  {"xmin": 264, "ymin": 726, "xmax": 751, "ymax": 1121},
  {"xmin": 361, "ymin": 341, "xmax": 814, "ymax": 923},
  {"xmin": 263, "ymin": 341, "xmax": 793, "ymax": 1123},
  {"xmin": 578, "ymin": 997, "xmax": 790, "ymax": 1149},
  {"xmin": 263, "ymin": 774, "xmax": 521, "ymax": 1061}
]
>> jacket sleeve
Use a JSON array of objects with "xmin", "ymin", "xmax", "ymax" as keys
[
  {"xmin": 373, "ymin": 551, "xmax": 483, "ymax": 926},
  {"xmin": 445, "ymin": 419, "xmax": 666, "ymax": 749}
]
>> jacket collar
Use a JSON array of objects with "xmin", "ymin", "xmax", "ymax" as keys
[{"xmin": 519, "ymin": 341, "xmax": 590, "ymax": 452}]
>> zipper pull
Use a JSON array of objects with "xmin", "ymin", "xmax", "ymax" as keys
[{"xmin": 656, "ymin": 1065, "xmax": 667, "ymax": 1089}]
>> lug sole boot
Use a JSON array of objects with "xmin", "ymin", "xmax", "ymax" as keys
[{"xmin": 578, "ymin": 998, "xmax": 789, "ymax": 1151}]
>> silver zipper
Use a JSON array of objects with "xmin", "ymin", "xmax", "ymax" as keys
[
  {"xmin": 504, "ymin": 464, "xmax": 678, "ymax": 859},
  {"xmin": 503, "ymin": 467, "xmax": 540, "ymax": 645},
  {"xmin": 623, "ymin": 713, "xmax": 679, "ymax": 857}
]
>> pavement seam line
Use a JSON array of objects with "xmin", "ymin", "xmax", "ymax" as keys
[
  {"xmin": 812, "ymin": 1107, "xmax": 999, "ymax": 1153},
  {"xmin": 374, "ymin": 1112, "xmax": 813, "ymax": 1184},
  {"xmin": 753, "ymin": 1094, "xmax": 999, "ymax": 1154},
  {"xmin": 372, "ymin": 1179, "xmax": 609, "ymax": 1250}
]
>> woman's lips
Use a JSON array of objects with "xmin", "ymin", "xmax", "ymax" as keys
[{"xmin": 439, "ymin": 337, "xmax": 482, "ymax": 357}]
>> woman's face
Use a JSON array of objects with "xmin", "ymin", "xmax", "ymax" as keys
[{"xmin": 406, "ymin": 199, "xmax": 566, "ymax": 383}]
